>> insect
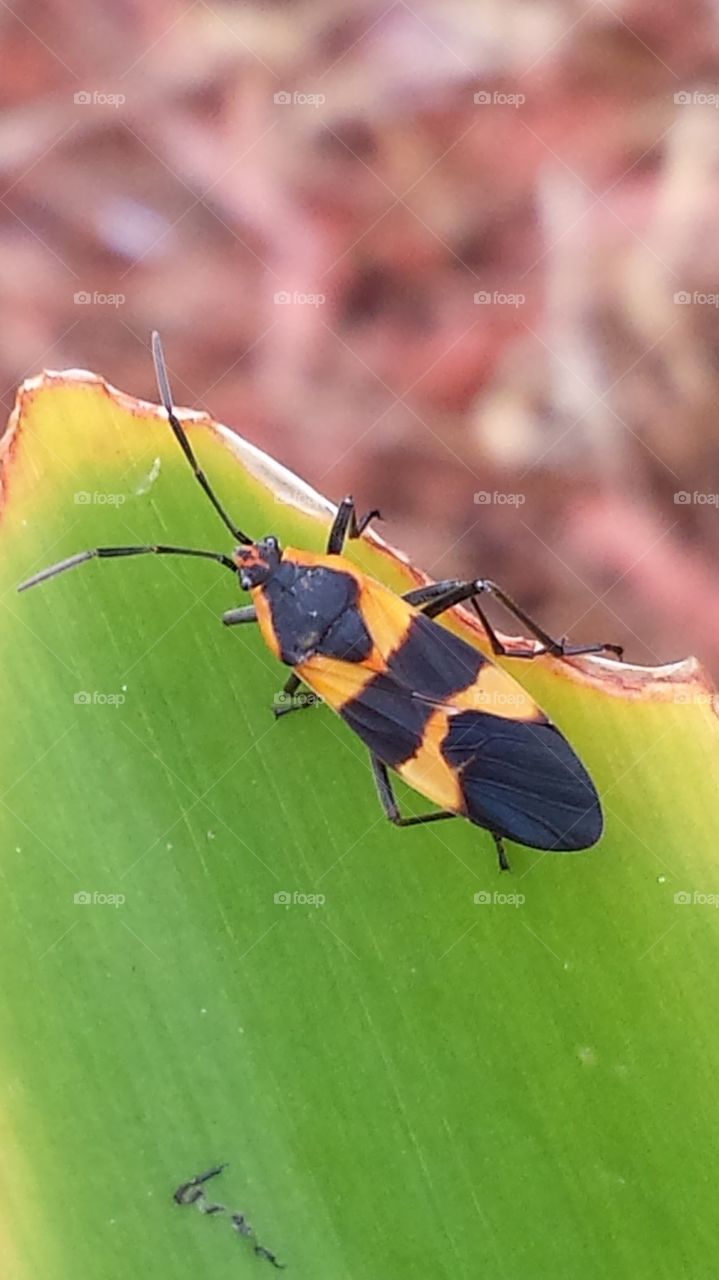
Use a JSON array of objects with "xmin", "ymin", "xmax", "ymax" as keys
[
  {"xmin": 173, "ymin": 1163, "xmax": 285, "ymax": 1268},
  {"xmin": 19, "ymin": 333, "xmax": 622, "ymax": 869}
]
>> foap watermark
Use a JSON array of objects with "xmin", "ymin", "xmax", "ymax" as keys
[
  {"xmin": 673, "ymin": 290, "xmax": 719, "ymax": 307},
  {"xmin": 74, "ymin": 490, "xmax": 126, "ymax": 506},
  {"xmin": 74, "ymin": 890, "xmax": 125, "ymax": 907},
  {"xmin": 74, "ymin": 89, "xmax": 126, "ymax": 108},
  {"xmin": 674, "ymin": 490, "xmax": 719, "ymax": 506},
  {"xmin": 474, "ymin": 890, "xmax": 525, "ymax": 907},
  {"xmin": 476, "ymin": 690, "xmax": 530, "ymax": 710},
  {"xmin": 74, "ymin": 690, "xmax": 126, "ymax": 706},
  {"xmin": 674, "ymin": 90, "xmax": 719, "ymax": 109},
  {"xmin": 272, "ymin": 691, "xmax": 320, "ymax": 709},
  {"xmin": 474, "ymin": 289, "xmax": 525, "ymax": 307},
  {"xmin": 474, "ymin": 490, "xmax": 525, "ymax": 506},
  {"xmin": 672, "ymin": 690, "xmax": 718, "ymax": 707},
  {"xmin": 274, "ymin": 890, "xmax": 326, "ymax": 908},
  {"xmin": 474, "ymin": 90, "xmax": 525, "ymax": 108},
  {"xmin": 74, "ymin": 290, "xmax": 125, "ymax": 307},
  {"xmin": 674, "ymin": 890, "xmax": 719, "ymax": 908},
  {"xmin": 274, "ymin": 290, "xmax": 325, "ymax": 306},
  {"xmin": 274, "ymin": 90, "xmax": 325, "ymax": 108}
]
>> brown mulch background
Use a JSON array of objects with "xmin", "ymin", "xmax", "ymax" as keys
[{"xmin": 3, "ymin": 0, "xmax": 719, "ymax": 671}]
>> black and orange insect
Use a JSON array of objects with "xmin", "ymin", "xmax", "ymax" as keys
[{"xmin": 19, "ymin": 333, "xmax": 621, "ymax": 869}]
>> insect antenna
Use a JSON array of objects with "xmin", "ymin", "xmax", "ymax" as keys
[
  {"xmin": 17, "ymin": 333, "xmax": 255, "ymax": 592},
  {"xmin": 151, "ymin": 331, "xmax": 252, "ymax": 545},
  {"xmin": 18, "ymin": 544, "xmax": 238, "ymax": 592}
]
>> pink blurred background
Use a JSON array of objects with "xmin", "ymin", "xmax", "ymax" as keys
[{"xmin": 2, "ymin": 0, "xmax": 719, "ymax": 671}]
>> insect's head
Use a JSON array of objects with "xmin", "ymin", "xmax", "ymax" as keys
[{"xmin": 234, "ymin": 536, "xmax": 282, "ymax": 590}]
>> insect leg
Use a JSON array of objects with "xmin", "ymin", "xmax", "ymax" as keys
[
  {"xmin": 406, "ymin": 579, "xmax": 622, "ymax": 660},
  {"xmin": 222, "ymin": 605, "xmax": 257, "ymax": 626},
  {"xmin": 326, "ymin": 496, "xmax": 381, "ymax": 555},
  {"xmin": 402, "ymin": 579, "xmax": 465, "ymax": 609},
  {"xmin": 370, "ymin": 755, "xmax": 457, "ymax": 827},
  {"xmin": 372, "ymin": 757, "xmax": 511, "ymax": 869},
  {"xmin": 492, "ymin": 834, "xmax": 510, "ymax": 872}
]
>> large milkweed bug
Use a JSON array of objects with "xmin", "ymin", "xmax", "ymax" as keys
[{"xmin": 18, "ymin": 333, "xmax": 622, "ymax": 869}]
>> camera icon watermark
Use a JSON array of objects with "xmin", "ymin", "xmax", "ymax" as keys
[
  {"xmin": 73, "ymin": 290, "xmax": 125, "ymax": 307},
  {"xmin": 273, "ymin": 90, "xmax": 326, "ymax": 108},
  {"xmin": 674, "ymin": 90, "xmax": 719, "ymax": 108},
  {"xmin": 273, "ymin": 290, "xmax": 325, "ymax": 306},
  {"xmin": 272, "ymin": 690, "xmax": 319, "ymax": 709},
  {"xmin": 74, "ymin": 690, "xmax": 126, "ymax": 707},
  {"xmin": 672, "ymin": 690, "xmax": 716, "ymax": 707},
  {"xmin": 474, "ymin": 290, "xmax": 525, "ymax": 307},
  {"xmin": 474, "ymin": 890, "xmax": 525, "ymax": 907},
  {"xmin": 74, "ymin": 490, "xmax": 126, "ymax": 505},
  {"xmin": 476, "ymin": 689, "xmax": 530, "ymax": 709},
  {"xmin": 73, "ymin": 890, "xmax": 126, "ymax": 907},
  {"xmin": 474, "ymin": 490, "xmax": 525, "ymax": 506},
  {"xmin": 674, "ymin": 889, "xmax": 719, "ymax": 907},
  {"xmin": 673, "ymin": 491, "xmax": 719, "ymax": 506},
  {"xmin": 74, "ymin": 90, "xmax": 126, "ymax": 108},
  {"xmin": 473, "ymin": 90, "xmax": 525, "ymax": 108},
  {"xmin": 673, "ymin": 290, "xmax": 719, "ymax": 307},
  {"xmin": 274, "ymin": 890, "xmax": 326, "ymax": 907}
]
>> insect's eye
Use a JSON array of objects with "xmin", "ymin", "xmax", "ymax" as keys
[
  {"xmin": 265, "ymin": 536, "xmax": 278, "ymax": 551},
  {"xmin": 240, "ymin": 573, "xmax": 252, "ymax": 591}
]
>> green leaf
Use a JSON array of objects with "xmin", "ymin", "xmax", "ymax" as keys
[{"xmin": 2, "ymin": 368, "xmax": 718, "ymax": 1279}]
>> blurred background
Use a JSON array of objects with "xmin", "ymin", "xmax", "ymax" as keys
[{"xmin": 2, "ymin": 0, "xmax": 719, "ymax": 671}]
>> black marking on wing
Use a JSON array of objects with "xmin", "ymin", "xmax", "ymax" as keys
[
  {"xmin": 442, "ymin": 710, "xmax": 602, "ymax": 850},
  {"xmin": 387, "ymin": 613, "xmax": 485, "ymax": 698},
  {"xmin": 340, "ymin": 673, "xmax": 434, "ymax": 769}
]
